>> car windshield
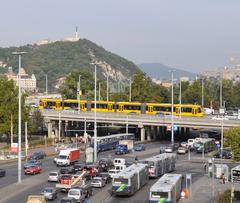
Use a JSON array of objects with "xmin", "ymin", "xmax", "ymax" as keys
[
  {"xmin": 59, "ymin": 155, "xmax": 67, "ymax": 159},
  {"xmin": 68, "ymin": 190, "xmax": 80, "ymax": 196},
  {"xmin": 49, "ymin": 172, "xmax": 58, "ymax": 176},
  {"xmin": 43, "ymin": 188, "xmax": 53, "ymax": 193}
]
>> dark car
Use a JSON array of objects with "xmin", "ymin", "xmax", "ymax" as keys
[
  {"xmin": 213, "ymin": 149, "xmax": 232, "ymax": 159},
  {"xmin": 23, "ymin": 159, "xmax": 42, "ymax": 169},
  {"xmin": 30, "ymin": 151, "xmax": 46, "ymax": 160},
  {"xmin": 0, "ymin": 169, "xmax": 6, "ymax": 177},
  {"xmin": 41, "ymin": 187, "xmax": 58, "ymax": 200},
  {"xmin": 98, "ymin": 158, "xmax": 114, "ymax": 172},
  {"xmin": 59, "ymin": 168, "xmax": 73, "ymax": 175},
  {"xmin": 59, "ymin": 197, "xmax": 77, "ymax": 203},
  {"xmin": 97, "ymin": 172, "xmax": 112, "ymax": 184},
  {"xmin": 72, "ymin": 163, "xmax": 85, "ymax": 174},
  {"xmin": 134, "ymin": 144, "xmax": 146, "ymax": 151}
]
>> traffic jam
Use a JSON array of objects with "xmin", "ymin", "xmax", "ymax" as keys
[{"xmin": 21, "ymin": 134, "xmax": 235, "ymax": 203}]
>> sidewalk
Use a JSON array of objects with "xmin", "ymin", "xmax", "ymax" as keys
[{"xmin": 186, "ymin": 174, "xmax": 232, "ymax": 203}]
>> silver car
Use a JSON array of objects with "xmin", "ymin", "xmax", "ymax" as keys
[
  {"xmin": 48, "ymin": 171, "xmax": 60, "ymax": 182},
  {"xmin": 91, "ymin": 177, "xmax": 106, "ymax": 188}
]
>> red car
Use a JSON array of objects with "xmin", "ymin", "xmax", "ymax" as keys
[{"xmin": 24, "ymin": 165, "xmax": 42, "ymax": 175}]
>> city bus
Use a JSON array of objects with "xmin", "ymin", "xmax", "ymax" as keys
[
  {"xmin": 149, "ymin": 173, "xmax": 183, "ymax": 203},
  {"xmin": 141, "ymin": 153, "xmax": 176, "ymax": 178},
  {"xmin": 112, "ymin": 163, "xmax": 148, "ymax": 196},
  {"xmin": 91, "ymin": 133, "xmax": 135, "ymax": 152},
  {"xmin": 196, "ymin": 138, "xmax": 216, "ymax": 153}
]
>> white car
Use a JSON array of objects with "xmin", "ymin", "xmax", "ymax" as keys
[
  {"xmin": 48, "ymin": 171, "xmax": 60, "ymax": 182},
  {"xmin": 68, "ymin": 188, "xmax": 83, "ymax": 202},
  {"xmin": 180, "ymin": 142, "xmax": 188, "ymax": 148},
  {"xmin": 91, "ymin": 177, "xmax": 106, "ymax": 188},
  {"xmin": 177, "ymin": 147, "xmax": 188, "ymax": 154}
]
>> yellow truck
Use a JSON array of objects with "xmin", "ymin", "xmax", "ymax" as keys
[{"xmin": 26, "ymin": 195, "xmax": 46, "ymax": 203}]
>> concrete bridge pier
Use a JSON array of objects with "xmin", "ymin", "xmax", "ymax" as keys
[
  {"xmin": 140, "ymin": 127, "xmax": 145, "ymax": 142},
  {"xmin": 146, "ymin": 126, "xmax": 151, "ymax": 141},
  {"xmin": 47, "ymin": 122, "xmax": 54, "ymax": 138}
]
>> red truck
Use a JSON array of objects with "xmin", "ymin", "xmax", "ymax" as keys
[{"xmin": 55, "ymin": 148, "xmax": 80, "ymax": 166}]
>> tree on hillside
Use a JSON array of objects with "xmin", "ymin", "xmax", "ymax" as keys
[
  {"xmin": 60, "ymin": 70, "xmax": 94, "ymax": 99},
  {"xmin": 224, "ymin": 127, "xmax": 240, "ymax": 161},
  {"xmin": 0, "ymin": 76, "xmax": 29, "ymax": 139}
]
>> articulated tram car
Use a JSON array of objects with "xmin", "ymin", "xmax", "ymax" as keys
[
  {"xmin": 149, "ymin": 173, "xmax": 183, "ymax": 203},
  {"xmin": 141, "ymin": 153, "xmax": 176, "ymax": 178},
  {"xmin": 39, "ymin": 98, "xmax": 204, "ymax": 117},
  {"xmin": 112, "ymin": 163, "xmax": 148, "ymax": 196}
]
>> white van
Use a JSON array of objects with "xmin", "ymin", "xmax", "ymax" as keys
[
  {"xmin": 114, "ymin": 158, "xmax": 126, "ymax": 166},
  {"xmin": 187, "ymin": 139, "xmax": 195, "ymax": 148}
]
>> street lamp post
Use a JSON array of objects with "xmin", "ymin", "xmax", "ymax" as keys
[
  {"xmin": 129, "ymin": 78, "xmax": 132, "ymax": 102},
  {"xmin": 98, "ymin": 82, "xmax": 101, "ymax": 101},
  {"xmin": 90, "ymin": 63, "xmax": 98, "ymax": 163},
  {"xmin": 220, "ymin": 74, "xmax": 222, "ymax": 109},
  {"xmin": 45, "ymin": 74, "xmax": 48, "ymax": 96},
  {"xmin": 77, "ymin": 75, "xmax": 81, "ymax": 113},
  {"xmin": 201, "ymin": 77, "xmax": 204, "ymax": 107},
  {"xmin": 170, "ymin": 70, "xmax": 175, "ymax": 144},
  {"xmin": 179, "ymin": 78, "xmax": 182, "ymax": 119},
  {"xmin": 12, "ymin": 51, "xmax": 27, "ymax": 183},
  {"xmin": 107, "ymin": 75, "xmax": 109, "ymax": 102}
]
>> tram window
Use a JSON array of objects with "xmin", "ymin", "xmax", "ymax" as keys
[
  {"xmin": 153, "ymin": 106, "xmax": 172, "ymax": 112},
  {"xmin": 198, "ymin": 107, "xmax": 202, "ymax": 113},
  {"xmin": 181, "ymin": 107, "xmax": 192, "ymax": 113},
  {"xmin": 124, "ymin": 105, "xmax": 141, "ymax": 110},
  {"xmin": 151, "ymin": 192, "xmax": 168, "ymax": 199},
  {"xmin": 114, "ymin": 178, "xmax": 128, "ymax": 184},
  {"xmin": 47, "ymin": 101, "xmax": 56, "ymax": 106}
]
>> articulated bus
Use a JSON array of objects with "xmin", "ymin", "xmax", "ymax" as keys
[
  {"xmin": 39, "ymin": 98, "xmax": 204, "ymax": 117},
  {"xmin": 141, "ymin": 153, "xmax": 176, "ymax": 178},
  {"xmin": 112, "ymin": 163, "xmax": 148, "ymax": 196},
  {"xmin": 149, "ymin": 173, "xmax": 183, "ymax": 203}
]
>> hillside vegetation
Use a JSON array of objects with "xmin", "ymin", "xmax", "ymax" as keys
[{"xmin": 0, "ymin": 39, "xmax": 140, "ymax": 92}]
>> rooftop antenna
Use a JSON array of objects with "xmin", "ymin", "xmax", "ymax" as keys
[{"xmin": 75, "ymin": 26, "xmax": 79, "ymax": 39}]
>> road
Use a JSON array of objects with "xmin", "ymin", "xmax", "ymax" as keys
[{"xmin": 1, "ymin": 142, "xmax": 214, "ymax": 203}]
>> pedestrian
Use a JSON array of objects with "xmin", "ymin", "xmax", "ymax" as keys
[
  {"xmin": 221, "ymin": 173, "xmax": 225, "ymax": 184},
  {"xmin": 204, "ymin": 162, "xmax": 207, "ymax": 172}
]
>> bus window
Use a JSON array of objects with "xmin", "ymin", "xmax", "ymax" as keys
[
  {"xmin": 151, "ymin": 191, "xmax": 168, "ymax": 199},
  {"xmin": 114, "ymin": 178, "xmax": 128, "ymax": 185}
]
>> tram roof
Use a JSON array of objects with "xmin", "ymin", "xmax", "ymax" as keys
[
  {"xmin": 150, "ymin": 173, "xmax": 182, "ymax": 192},
  {"xmin": 113, "ymin": 163, "xmax": 147, "ymax": 179}
]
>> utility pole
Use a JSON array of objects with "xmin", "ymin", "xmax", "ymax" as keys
[
  {"xmin": 11, "ymin": 114, "xmax": 13, "ymax": 145},
  {"xmin": 45, "ymin": 74, "xmax": 48, "ymax": 96},
  {"xmin": 98, "ymin": 82, "xmax": 101, "ymax": 101},
  {"xmin": 25, "ymin": 122, "xmax": 28, "ymax": 160},
  {"xmin": 129, "ymin": 78, "xmax": 132, "ymax": 102},
  {"xmin": 170, "ymin": 70, "xmax": 175, "ymax": 144},
  {"xmin": 107, "ymin": 75, "xmax": 109, "ymax": 102},
  {"xmin": 179, "ymin": 78, "xmax": 182, "ymax": 119},
  {"xmin": 12, "ymin": 51, "xmax": 27, "ymax": 183},
  {"xmin": 77, "ymin": 75, "xmax": 81, "ymax": 113},
  {"xmin": 202, "ymin": 77, "xmax": 204, "ymax": 107}
]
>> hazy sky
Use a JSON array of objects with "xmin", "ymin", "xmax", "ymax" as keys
[{"xmin": 1, "ymin": 0, "xmax": 240, "ymax": 72}]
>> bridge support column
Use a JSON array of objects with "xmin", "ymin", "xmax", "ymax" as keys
[
  {"xmin": 47, "ymin": 122, "xmax": 53, "ymax": 138},
  {"xmin": 153, "ymin": 126, "xmax": 157, "ymax": 140},
  {"xmin": 140, "ymin": 127, "xmax": 145, "ymax": 142},
  {"xmin": 146, "ymin": 126, "xmax": 151, "ymax": 141}
]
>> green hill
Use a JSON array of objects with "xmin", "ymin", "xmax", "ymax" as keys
[{"xmin": 0, "ymin": 39, "xmax": 140, "ymax": 92}]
